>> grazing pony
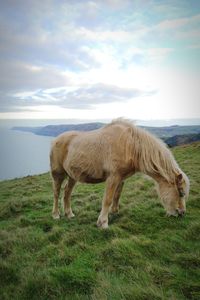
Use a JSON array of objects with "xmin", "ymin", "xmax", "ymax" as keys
[{"xmin": 50, "ymin": 119, "xmax": 189, "ymax": 228}]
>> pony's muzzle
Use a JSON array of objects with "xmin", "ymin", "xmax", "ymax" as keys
[{"xmin": 176, "ymin": 208, "xmax": 185, "ymax": 217}]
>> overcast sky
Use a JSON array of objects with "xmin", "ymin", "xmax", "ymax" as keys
[{"xmin": 0, "ymin": 0, "xmax": 200, "ymax": 120}]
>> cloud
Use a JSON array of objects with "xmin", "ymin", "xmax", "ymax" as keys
[
  {"xmin": 187, "ymin": 44, "xmax": 200, "ymax": 49},
  {"xmin": 0, "ymin": 0, "xmax": 199, "ymax": 119},
  {"xmin": 3, "ymin": 83, "xmax": 155, "ymax": 112},
  {"xmin": 146, "ymin": 48, "xmax": 174, "ymax": 62},
  {"xmin": 152, "ymin": 13, "xmax": 200, "ymax": 36},
  {"xmin": 0, "ymin": 1, "xmax": 105, "ymax": 74},
  {"xmin": 0, "ymin": 60, "xmax": 70, "ymax": 92},
  {"xmin": 176, "ymin": 29, "xmax": 200, "ymax": 40},
  {"xmin": 58, "ymin": 83, "xmax": 155, "ymax": 109},
  {"xmin": 155, "ymin": 17, "xmax": 189, "ymax": 31}
]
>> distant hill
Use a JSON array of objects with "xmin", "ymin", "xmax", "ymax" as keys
[
  {"xmin": 13, "ymin": 122, "xmax": 105, "ymax": 137},
  {"xmin": 164, "ymin": 133, "xmax": 200, "ymax": 147},
  {"xmin": 141, "ymin": 125, "xmax": 200, "ymax": 138},
  {"xmin": 12, "ymin": 123, "xmax": 200, "ymax": 147}
]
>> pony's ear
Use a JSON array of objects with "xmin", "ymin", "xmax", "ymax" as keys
[
  {"xmin": 177, "ymin": 173, "xmax": 183, "ymax": 182},
  {"xmin": 176, "ymin": 173, "xmax": 185, "ymax": 197},
  {"xmin": 176, "ymin": 173, "xmax": 183, "ymax": 186},
  {"xmin": 176, "ymin": 173, "xmax": 183, "ymax": 187}
]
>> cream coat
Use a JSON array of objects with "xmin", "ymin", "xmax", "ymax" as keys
[{"xmin": 50, "ymin": 119, "xmax": 189, "ymax": 228}]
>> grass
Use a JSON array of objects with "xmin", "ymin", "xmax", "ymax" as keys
[{"xmin": 0, "ymin": 142, "xmax": 200, "ymax": 299}]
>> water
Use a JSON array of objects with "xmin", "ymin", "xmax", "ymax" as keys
[
  {"xmin": 0, "ymin": 119, "xmax": 92, "ymax": 181},
  {"xmin": 0, "ymin": 127, "xmax": 53, "ymax": 181},
  {"xmin": 0, "ymin": 118, "xmax": 200, "ymax": 181}
]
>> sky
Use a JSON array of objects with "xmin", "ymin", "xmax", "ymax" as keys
[{"xmin": 0, "ymin": 0, "xmax": 200, "ymax": 121}]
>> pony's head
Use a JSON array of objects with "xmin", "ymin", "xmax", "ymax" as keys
[{"xmin": 158, "ymin": 172, "xmax": 190, "ymax": 217}]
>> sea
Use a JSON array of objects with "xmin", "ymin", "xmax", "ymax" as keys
[
  {"xmin": 0, "ymin": 118, "xmax": 200, "ymax": 181},
  {"xmin": 0, "ymin": 123, "xmax": 53, "ymax": 181},
  {"xmin": 0, "ymin": 119, "xmax": 94, "ymax": 181}
]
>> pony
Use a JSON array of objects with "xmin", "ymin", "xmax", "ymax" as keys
[{"xmin": 50, "ymin": 119, "xmax": 189, "ymax": 228}]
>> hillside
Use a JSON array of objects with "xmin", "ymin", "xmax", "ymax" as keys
[
  {"xmin": 0, "ymin": 142, "xmax": 200, "ymax": 299},
  {"xmin": 141, "ymin": 125, "xmax": 200, "ymax": 138},
  {"xmin": 165, "ymin": 133, "xmax": 200, "ymax": 147},
  {"xmin": 12, "ymin": 122, "xmax": 105, "ymax": 137},
  {"xmin": 13, "ymin": 123, "xmax": 200, "ymax": 139}
]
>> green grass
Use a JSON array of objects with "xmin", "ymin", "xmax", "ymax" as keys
[{"xmin": 0, "ymin": 142, "xmax": 200, "ymax": 299}]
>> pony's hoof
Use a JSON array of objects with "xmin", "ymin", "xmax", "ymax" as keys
[
  {"xmin": 97, "ymin": 218, "xmax": 108, "ymax": 229},
  {"xmin": 65, "ymin": 211, "xmax": 75, "ymax": 219},
  {"xmin": 110, "ymin": 206, "xmax": 119, "ymax": 214},
  {"xmin": 52, "ymin": 212, "xmax": 60, "ymax": 219}
]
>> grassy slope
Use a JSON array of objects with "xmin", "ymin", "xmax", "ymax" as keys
[{"xmin": 0, "ymin": 143, "xmax": 200, "ymax": 300}]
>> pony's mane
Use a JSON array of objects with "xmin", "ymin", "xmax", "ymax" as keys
[{"xmin": 109, "ymin": 118, "xmax": 180, "ymax": 183}]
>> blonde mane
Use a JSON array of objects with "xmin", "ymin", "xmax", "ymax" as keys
[{"xmin": 109, "ymin": 119, "xmax": 179, "ymax": 183}]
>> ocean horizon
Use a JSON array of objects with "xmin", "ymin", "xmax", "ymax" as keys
[
  {"xmin": 1, "ymin": 118, "xmax": 200, "ymax": 129},
  {"xmin": 0, "ymin": 118, "xmax": 200, "ymax": 181}
]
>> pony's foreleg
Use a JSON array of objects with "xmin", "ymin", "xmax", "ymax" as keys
[
  {"xmin": 63, "ymin": 177, "xmax": 76, "ymax": 219},
  {"xmin": 52, "ymin": 172, "xmax": 65, "ymax": 219},
  {"xmin": 97, "ymin": 175, "xmax": 121, "ymax": 229},
  {"xmin": 110, "ymin": 181, "xmax": 124, "ymax": 213}
]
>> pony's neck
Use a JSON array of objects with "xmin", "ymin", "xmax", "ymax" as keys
[
  {"xmin": 147, "ymin": 172, "xmax": 168, "ymax": 185},
  {"xmin": 131, "ymin": 127, "xmax": 179, "ymax": 184}
]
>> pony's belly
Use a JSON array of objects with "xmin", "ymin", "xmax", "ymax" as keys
[
  {"xmin": 79, "ymin": 175, "xmax": 106, "ymax": 184},
  {"xmin": 78, "ymin": 169, "xmax": 107, "ymax": 183},
  {"xmin": 66, "ymin": 165, "xmax": 107, "ymax": 183}
]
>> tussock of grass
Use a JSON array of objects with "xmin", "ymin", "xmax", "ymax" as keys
[
  {"xmin": 185, "ymin": 221, "xmax": 200, "ymax": 241},
  {"xmin": 51, "ymin": 255, "xmax": 96, "ymax": 294},
  {"xmin": 0, "ymin": 262, "xmax": 19, "ymax": 286},
  {"xmin": 0, "ymin": 143, "xmax": 200, "ymax": 299}
]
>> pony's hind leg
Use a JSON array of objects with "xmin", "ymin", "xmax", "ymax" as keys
[
  {"xmin": 63, "ymin": 177, "xmax": 76, "ymax": 219},
  {"xmin": 110, "ymin": 181, "xmax": 124, "ymax": 213},
  {"xmin": 51, "ymin": 171, "xmax": 65, "ymax": 219}
]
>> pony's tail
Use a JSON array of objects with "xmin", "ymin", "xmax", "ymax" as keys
[{"xmin": 50, "ymin": 140, "xmax": 66, "ymax": 179}]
